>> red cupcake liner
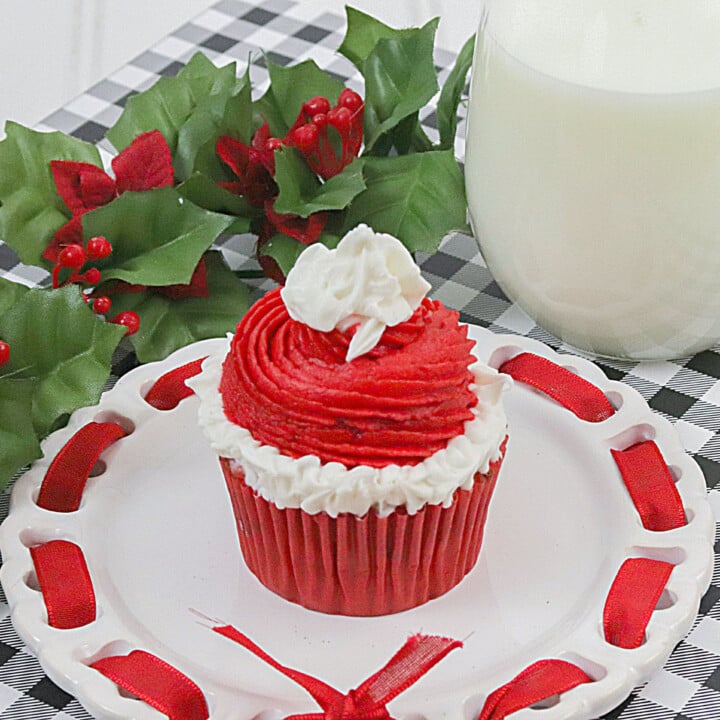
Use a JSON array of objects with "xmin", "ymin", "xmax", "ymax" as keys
[{"xmin": 220, "ymin": 441, "xmax": 506, "ymax": 616}]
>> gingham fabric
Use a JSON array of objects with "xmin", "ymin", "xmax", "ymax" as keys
[{"xmin": 1, "ymin": 1, "xmax": 719, "ymax": 718}]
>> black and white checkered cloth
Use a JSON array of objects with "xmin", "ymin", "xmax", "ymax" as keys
[{"xmin": 1, "ymin": 1, "xmax": 719, "ymax": 718}]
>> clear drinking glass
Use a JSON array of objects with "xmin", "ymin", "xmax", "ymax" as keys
[{"xmin": 465, "ymin": 0, "xmax": 720, "ymax": 360}]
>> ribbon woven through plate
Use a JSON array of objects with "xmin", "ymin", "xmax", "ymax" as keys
[
  {"xmin": 91, "ymin": 650, "xmax": 209, "ymax": 720},
  {"xmin": 36, "ymin": 421, "xmax": 127, "ymax": 512},
  {"xmin": 143, "ymin": 356, "xmax": 206, "ymax": 410},
  {"xmin": 499, "ymin": 352, "xmax": 616, "ymax": 422}
]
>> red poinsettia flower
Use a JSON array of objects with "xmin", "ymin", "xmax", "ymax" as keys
[
  {"xmin": 216, "ymin": 89, "xmax": 364, "ymax": 283},
  {"xmin": 44, "ymin": 130, "xmax": 174, "ymax": 262},
  {"xmin": 216, "ymin": 123, "xmax": 279, "ymax": 207},
  {"xmin": 264, "ymin": 201, "xmax": 327, "ymax": 245},
  {"xmin": 217, "ymin": 121, "xmax": 330, "ymax": 275}
]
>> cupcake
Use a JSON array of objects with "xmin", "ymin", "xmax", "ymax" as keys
[{"xmin": 191, "ymin": 225, "xmax": 508, "ymax": 615}]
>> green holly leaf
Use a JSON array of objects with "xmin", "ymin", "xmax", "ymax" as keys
[
  {"xmin": 81, "ymin": 187, "xmax": 233, "ymax": 286},
  {"xmin": 0, "ymin": 377, "xmax": 42, "ymax": 489},
  {"xmin": 106, "ymin": 251, "xmax": 249, "ymax": 362},
  {"xmin": 0, "ymin": 276, "xmax": 29, "ymax": 314},
  {"xmin": 338, "ymin": 7, "xmax": 416, "ymax": 68},
  {"xmin": 0, "ymin": 122, "xmax": 102, "ymax": 265},
  {"xmin": 177, "ymin": 173, "xmax": 257, "ymax": 232},
  {"xmin": 254, "ymin": 58, "xmax": 346, "ymax": 137},
  {"xmin": 343, "ymin": 150, "xmax": 467, "ymax": 253},
  {"xmin": 274, "ymin": 149, "xmax": 366, "ymax": 218},
  {"xmin": 437, "ymin": 34, "xmax": 475, "ymax": 149},
  {"xmin": 175, "ymin": 66, "xmax": 254, "ymax": 182},
  {"xmin": 261, "ymin": 232, "xmax": 340, "ymax": 275},
  {"xmin": 174, "ymin": 91, "xmax": 239, "ymax": 181},
  {"xmin": 381, "ymin": 112, "xmax": 433, "ymax": 156},
  {"xmin": 260, "ymin": 233, "xmax": 306, "ymax": 276},
  {"xmin": 361, "ymin": 19, "xmax": 440, "ymax": 151},
  {"xmin": 106, "ymin": 52, "xmax": 241, "ymax": 159},
  {"xmin": 0, "ymin": 283, "xmax": 126, "ymax": 438}
]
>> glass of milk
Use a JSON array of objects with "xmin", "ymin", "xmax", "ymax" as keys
[{"xmin": 465, "ymin": 0, "xmax": 720, "ymax": 360}]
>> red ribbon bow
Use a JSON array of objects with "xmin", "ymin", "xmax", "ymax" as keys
[{"xmin": 213, "ymin": 625, "xmax": 462, "ymax": 720}]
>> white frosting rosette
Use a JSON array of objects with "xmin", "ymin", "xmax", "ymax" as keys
[{"xmin": 281, "ymin": 223, "xmax": 432, "ymax": 361}]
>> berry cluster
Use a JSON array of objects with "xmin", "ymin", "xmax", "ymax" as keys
[
  {"xmin": 51, "ymin": 236, "xmax": 111, "ymax": 290},
  {"xmin": 217, "ymin": 89, "xmax": 364, "ymax": 207},
  {"xmin": 50, "ymin": 236, "xmax": 139, "ymax": 335},
  {"xmin": 288, "ymin": 89, "xmax": 364, "ymax": 179}
]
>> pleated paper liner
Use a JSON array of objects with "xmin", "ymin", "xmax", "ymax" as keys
[{"xmin": 220, "ymin": 442, "xmax": 506, "ymax": 616}]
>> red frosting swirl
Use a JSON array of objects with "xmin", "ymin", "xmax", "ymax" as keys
[{"xmin": 219, "ymin": 288, "xmax": 479, "ymax": 468}]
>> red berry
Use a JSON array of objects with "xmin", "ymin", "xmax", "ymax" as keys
[
  {"xmin": 338, "ymin": 88, "xmax": 363, "ymax": 112},
  {"xmin": 265, "ymin": 137, "xmax": 283, "ymax": 152},
  {"xmin": 58, "ymin": 244, "xmax": 86, "ymax": 269},
  {"xmin": 82, "ymin": 268, "xmax": 102, "ymax": 285},
  {"xmin": 86, "ymin": 236, "xmax": 112, "ymax": 260},
  {"xmin": 0, "ymin": 341, "xmax": 9, "ymax": 367},
  {"xmin": 327, "ymin": 106, "xmax": 352, "ymax": 134},
  {"xmin": 92, "ymin": 296, "xmax": 112, "ymax": 315},
  {"xmin": 303, "ymin": 96, "xmax": 330, "ymax": 116},
  {"xmin": 292, "ymin": 123, "xmax": 319, "ymax": 152},
  {"xmin": 112, "ymin": 311, "xmax": 140, "ymax": 336},
  {"xmin": 312, "ymin": 113, "xmax": 328, "ymax": 129}
]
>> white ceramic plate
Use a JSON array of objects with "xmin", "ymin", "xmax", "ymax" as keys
[{"xmin": 0, "ymin": 326, "xmax": 714, "ymax": 720}]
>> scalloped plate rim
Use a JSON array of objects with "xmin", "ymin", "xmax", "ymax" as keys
[{"xmin": 0, "ymin": 326, "xmax": 714, "ymax": 720}]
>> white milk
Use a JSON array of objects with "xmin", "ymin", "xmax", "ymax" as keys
[{"xmin": 465, "ymin": 0, "xmax": 720, "ymax": 359}]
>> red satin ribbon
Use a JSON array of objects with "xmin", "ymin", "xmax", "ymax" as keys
[
  {"xmin": 144, "ymin": 357, "xmax": 207, "ymax": 410},
  {"xmin": 36, "ymin": 421, "xmax": 127, "ymax": 512},
  {"xmin": 604, "ymin": 558, "xmax": 675, "ymax": 649},
  {"xmin": 477, "ymin": 659, "xmax": 592, "ymax": 720},
  {"xmin": 91, "ymin": 650, "xmax": 209, "ymax": 720},
  {"xmin": 213, "ymin": 625, "xmax": 462, "ymax": 720},
  {"xmin": 611, "ymin": 441, "xmax": 686, "ymax": 531},
  {"xmin": 500, "ymin": 352, "xmax": 615, "ymax": 422},
  {"xmin": 30, "ymin": 540, "xmax": 96, "ymax": 629},
  {"xmin": 477, "ymin": 554, "xmax": 675, "ymax": 717}
]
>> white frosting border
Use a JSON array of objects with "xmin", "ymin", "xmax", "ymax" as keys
[{"xmin": 189, "ymin": 337, "xmax": 508, "ymax": 518}]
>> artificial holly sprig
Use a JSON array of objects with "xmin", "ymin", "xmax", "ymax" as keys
[
  {"xmin": 257, "ymin": 9, "xmax": 475, "ymax": 274},
  {"xmin": 106, "ymin": 7, "xmax": 475, "ymax": 279},
  {"xmin": 0, "ymin": 6, "xmax": 474, "ymax": 369},
  {"xmin": 0, "ymin": 279, "xmax": 127, "ymax": 489},
  {"xmin": 77, "ymin": 187, "xmax": 248, "ymax": 361},
  {"xmin": 0, "ymin": 120, "xmax": 247, "ymax": 361}
]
